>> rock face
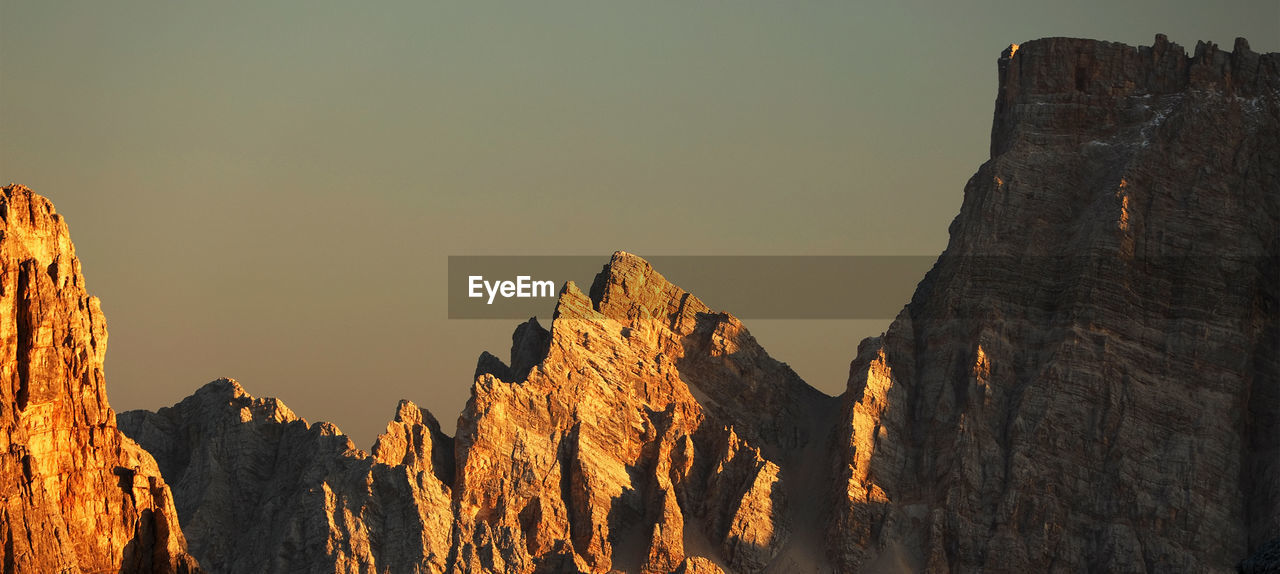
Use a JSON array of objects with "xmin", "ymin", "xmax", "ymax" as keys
[
  {"xmin": 450, "ymin": 253, "xmax": 836, "ymax": 573},
  {"xmin": 122, "ymin": 254, "xmax": 839, "ymax": 573},
  {"xmin": 0, "ymin": 184, "xmax": 202, "ymax": 573},
  {"xmin": 105, "ymin": 35, "xmax": 1277, "ymax": 574},
  {"xmin": 118, "ymin": 380, "xmax": 454, "ymax": 574},
  {"xmin": 828, "ymin": 36, "xmax": 1279, "ymax": 572}
]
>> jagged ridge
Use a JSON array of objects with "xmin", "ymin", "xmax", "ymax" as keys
[
  {"xmin": 123, "ymin": 252, "xmax": 840, "ymax": 574},
  {"xmin": 103, "ymin": 34, "xmax": 1280, "ymax": 574},
  {"xmin": 120, "ymin": 378, "xmax": 455, "ymax": 573}
]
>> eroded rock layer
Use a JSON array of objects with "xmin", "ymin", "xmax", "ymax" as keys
[{"xmin": 0, "ymin": 184, "xmax": 202, "ymax": 573}]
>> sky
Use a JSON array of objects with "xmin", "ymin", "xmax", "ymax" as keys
[{"xmin": 2, "ymin": 1, "xmax": 1276, "ymax": 445}]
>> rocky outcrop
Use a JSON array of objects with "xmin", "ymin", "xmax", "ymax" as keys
[
  {"xmin": 828, "ymin": 35, "xmax": 1279, "ymax": 572},
  {"xmin": 119, "ymin": 379, "xmax": 454, "ymax": 573},
  {"xmin": 0, "ymin": 184, "xmax": 202, "ymax": 573}
]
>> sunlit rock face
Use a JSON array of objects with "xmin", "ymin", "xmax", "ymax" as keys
[
  {"xmin": 828, "ymin": 36, "xmax": 1280, "ymax": 572},
  {"xmin": 0, "ymin": 184, "xmax": 202, "ymax": 573},
  {"xmin": 451, "ymin": 252, "xmax": 837, "ymax": 573}
]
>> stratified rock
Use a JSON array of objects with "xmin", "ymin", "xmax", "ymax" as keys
[
  {"xmin": 119, "ymin": 379, "xmax": 454, "ymax": 573},
  {"xmin": 828, "ymin": 35, "xmax": 1279, "ymax": 572},
  {"xmin": 0, "ymin": 184, "xmax": 202, "ymax": 573}
]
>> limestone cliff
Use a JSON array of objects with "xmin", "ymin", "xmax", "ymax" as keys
[
  {"xmin": 0, "ymin": 184, "xmax": 202, "ymax": 573},
  {"xmin": 828, "ymin": 36, "xmax": 1279, "ymax": 572}
]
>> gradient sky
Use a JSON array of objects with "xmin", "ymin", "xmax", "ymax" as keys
[{"xmin": 2, "ymin": 1, "xmax": 1276, "ymax": 445}]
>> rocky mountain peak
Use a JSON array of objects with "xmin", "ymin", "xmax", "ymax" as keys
[
  {"xmin": 392, "ymin": 398, "xmax": 428, "ymax": 426},
  {"xmin": 122, "ymin": 379, "xmax": 456, "ymax": 573},
  {"xmin": 0, "ymin": 184, "xmax": 202, "ymax": 572},
  {"xmin": 585, "ymin": 251, "xmax": 713, "ymax": 336},
  {"xmin": 372, "ymin": 398, "xmax": 455, "ymax": 485},
  {"xmin": 187, "ymin": 377, "xmax": 300, "ymax": 425}
]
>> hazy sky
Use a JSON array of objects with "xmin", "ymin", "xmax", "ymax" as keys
[{"xmin": 3, "ymin": 1, "xmax": 1276, "ymax": 445}]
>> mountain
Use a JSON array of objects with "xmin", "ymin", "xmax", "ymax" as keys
[
  {"xmin": 120, "ymin": 253, "xmax": 840, "ymax": 573},
  {"xmin": 0, "ymin": 185, "xmax": 202, "ymax": 572},
  {"xmin": 1, "ymin": 33, "xmax": 1275, "ymax": 574},
  {"xmin": 118, "ymin": 379, "xmax": 454, "ymax": 573},
  {"xmin": 122, "ymin": 34, "xmax": 1280, "ymax": 574},
  {"xmin": 826, "ymin": 35, "xmax": 1278, "ymax": 572}
]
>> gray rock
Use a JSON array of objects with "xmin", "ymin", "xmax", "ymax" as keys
[
  {"xmin": 120, "ymin": 379, "xmax": 453, "ymax": 573},
  {"xmin": 828, "ymin": 35, "xmax": 1279, "ymax": 573}
]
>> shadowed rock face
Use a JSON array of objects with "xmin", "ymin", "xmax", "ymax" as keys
[
  {"xmin": 0, "ymin": 184, "xmax": 202, "ymax": 573},
  {"xmin": 828, "ymin": 36, "xmax": 1279, "ymax": 572},
  {"xmin": 94, "ymin": 34, "xmax": 1278, "ymax": 574},
  {"xmin": 119, "ymin": 379, "xmax": 455, "ymax": 574}
]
